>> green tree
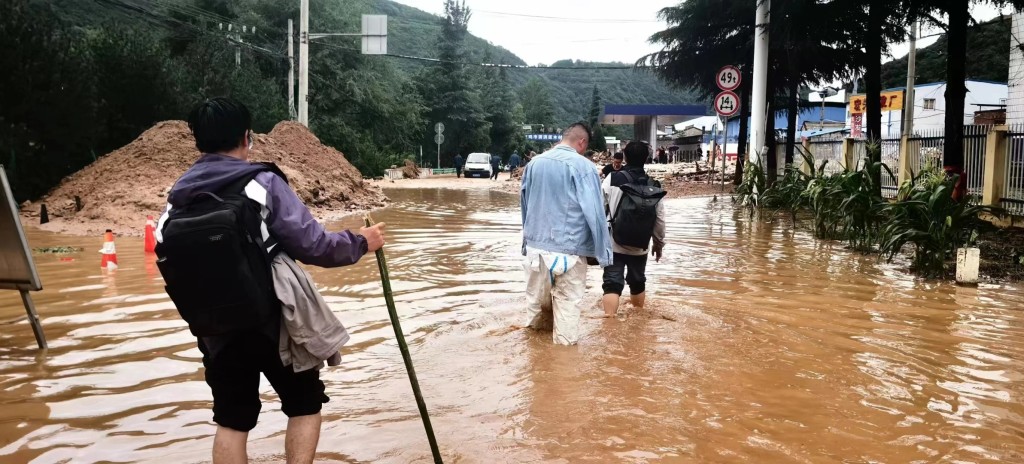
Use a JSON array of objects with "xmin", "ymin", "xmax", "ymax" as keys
[
  {"xmin": 0, "ymin": 0, "xmax": 97, "ymax": 202},
  {"xmin": 641, "ymin": 0, "xmax": 878, "ymax": 182},
  {"xmin": 587, "ymin": 85, "xmax": 607, "ymax": 151},
  {"xmin": 417, "ymin": 0, "xmax": 490, "ymax": 158},
  {"xmin": 519, "ymin": 76, "xmax": 556, "ymax": 126},
  {"xmin": 87, "ymin": 26, "xmax": 182, "ymax": 154},
  {"xmin": 482, "ymin": 67, "xmax": 525, "ymax": 155}
]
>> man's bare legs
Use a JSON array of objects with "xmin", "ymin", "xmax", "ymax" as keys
[
  {"xmin": 630, "ymin": 292, "xmax": 646, "ymax": 309},
  {"xmin": 213, "ymin": 426, "xmax": 248, "ymax": 464},
  {"xmin": 211, "ymin": 413, "xmax": 321, "ymax": 464},
  {"xmin": 602, "ymin": 294, "xmax": 619, "ymax": 317},
  {"xmin": 286, "ymin": 413, "xmax": 322, "ymax": 464}
]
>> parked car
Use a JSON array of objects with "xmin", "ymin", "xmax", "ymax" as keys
[{"xmin": 464, "ymin": 152, "xmax": 492, "ymax": 178}]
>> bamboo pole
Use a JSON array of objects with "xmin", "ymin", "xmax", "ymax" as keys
[{"xmin": 364, "ymin": 215, "xmax": 443, "ymax": 464}]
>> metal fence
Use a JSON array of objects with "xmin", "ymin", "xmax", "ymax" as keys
[
  {"xmin": 904, "ymin": 125, "xmax": 989, "ymax": 198},
  {"xmin": 1005, "ymin": 125, "xmax": 1024, "ymax": 215}
]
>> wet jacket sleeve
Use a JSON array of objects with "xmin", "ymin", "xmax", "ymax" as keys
[
  {"xmin": 260, "ymin": 173, "xmax": 368, "ymax": 268},
  {"xmin": 653, "ymin": 200, "xmax": 666, "ymax": 250},
  {"xmin": 575, "ymin": 166, "xmax": 613, "ymax": 267}
]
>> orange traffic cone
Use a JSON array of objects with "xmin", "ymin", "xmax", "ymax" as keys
[
  {"xmin": 144, "ymin": 215, "xmax": 157, "ymax": 253},
  {"xmin": 99, "ymin": 229, "xmax": 118, "ymax": 270}
]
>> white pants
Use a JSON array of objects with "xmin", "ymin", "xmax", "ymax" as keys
[{"xmin": 524, "ymin": 249, "xmax": 588, "ymax": 345}]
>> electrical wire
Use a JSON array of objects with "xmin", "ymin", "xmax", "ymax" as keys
[
  {"xmin": 472, "ymin": 9, "xmax": 660, "ymax": 24},
  {"xmin": 312, "ymin": 40, "xmax": 639, "ymax": 69}
]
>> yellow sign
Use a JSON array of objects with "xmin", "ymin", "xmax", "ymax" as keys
[{"xmin": 849, "ymin": 91, "xmax": 904, "ymax": 114}]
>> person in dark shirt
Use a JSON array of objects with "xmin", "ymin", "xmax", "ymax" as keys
[
  {"xmin": 490, "ymin": 154, "xmax": 501, "ymax": 180},
  {"xmin": 454, "ymin": 154, "xmax": 464, "ymax": 178},
  {"xmin": 601, "ymin": 152, "xmax": 624, "ymax": 178}
]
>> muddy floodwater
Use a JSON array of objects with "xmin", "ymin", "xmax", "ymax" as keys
[{"xmin": 2, "ymin": 189, "xmax": 1024, "ymax": 463}]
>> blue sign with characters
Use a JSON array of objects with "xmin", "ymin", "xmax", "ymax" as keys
[{"xmin": 526, "ymin": 134, "xmax": 560, "ymax": 141}]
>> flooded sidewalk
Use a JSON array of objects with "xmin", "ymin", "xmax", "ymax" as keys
[{"xmin": 2, "ymin": 189, "xmax": 1024, "ymax": 463}]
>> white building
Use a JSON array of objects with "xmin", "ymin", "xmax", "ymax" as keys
[
  {"xmin": 849, "ymin": 80, "xmax": 1008, "ymax": 136},
  {"xmin": 1008, "ymin": 12, "xmax": 1024, "ymax": 124}
]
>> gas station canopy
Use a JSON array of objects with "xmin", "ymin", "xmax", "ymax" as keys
[
  {"xmin": 600, "ymin": 104, "xmax": 710, "ymax": 145},
  {"xmin": 600, "ymin": 104, "xmax": 709, "ymax": 126}
]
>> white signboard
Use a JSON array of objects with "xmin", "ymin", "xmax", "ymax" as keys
[{"xmin": 361, "ymin": 15, "xmax": 388, "ymax": 55}]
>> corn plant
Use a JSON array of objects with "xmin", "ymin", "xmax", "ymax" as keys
[{"xmin": 878, "ymin": 174, "xmax": 1002, "ymax": 278}]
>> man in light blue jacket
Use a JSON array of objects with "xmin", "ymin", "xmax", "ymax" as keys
[{"xmin": 520, "ymin": 122, "xmax": 612, "ymax": 345}]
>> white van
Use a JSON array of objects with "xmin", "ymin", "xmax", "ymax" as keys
[{"xmin": 464, "ymin": 152, "xmax": 492, "ymax": 178}]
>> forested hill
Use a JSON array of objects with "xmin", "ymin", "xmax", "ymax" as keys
[
  {"xmin": 364, "ymin": 0, "xmax": 703, "ymax": 123},
  {"xmin": 49, "ymin": 0, "xmax": 700, "ymax": 125},
  {"xmin": 881, "ymin": 16, "xmax": 1011, "ymax": 89}
]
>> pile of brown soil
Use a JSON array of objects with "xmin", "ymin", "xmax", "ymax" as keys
[
  {"xmin": 22, "ymin": 120, "xmax": 387, "ymax": 236},
  {"xmin": 401, "ymin": 159, "xmax": 421, "ymax": 179}
]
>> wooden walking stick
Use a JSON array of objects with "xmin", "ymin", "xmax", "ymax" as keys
[{"xmin": 364, "ymin": 215, "xmax": 443, "ymax": 464}]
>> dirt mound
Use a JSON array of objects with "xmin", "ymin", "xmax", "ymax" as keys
[
  {"xmin": 401, "ymin": 159, "xmax": 421, "ymax": 179},
  {"xmin": 23, "ymin": 120, "xmax": 387, "ymax": 236}
]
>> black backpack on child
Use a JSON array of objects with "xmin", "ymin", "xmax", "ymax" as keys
[
  {"xmin": 156, "ymin": 163, "xmax": 286, "ymax": 337},
  {"xmin": 610, "ymin": 170, "xmax": 667, "ymax": 249}
]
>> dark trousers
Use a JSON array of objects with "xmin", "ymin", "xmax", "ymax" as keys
[
  {"xmin": 491, "ymin": 167, "xmax": 499, "ymax": 180},
  {"xmin": 602, "ymin": 252, "xmax": 649, "ymax": 296},
  {"xmin": 456, "ymin": 167, "xmax": 463, "ymax": 178}
]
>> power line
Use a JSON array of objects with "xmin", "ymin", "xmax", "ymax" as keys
[
  {"xmin": 472, "ymin": 9, "xmax": 660, "ymax": 24},
  {"xmin": 311, "ymin": 41, "xmax": 634, "ymax": 69}
]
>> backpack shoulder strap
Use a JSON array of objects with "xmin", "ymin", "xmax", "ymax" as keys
[{"xmin": 219, "ymin": 163, "xmax": 288, "ymax": 198}]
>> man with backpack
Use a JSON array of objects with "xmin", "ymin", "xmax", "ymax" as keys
[
  {"xmin": 155, "ymin": 97, "xmax": 385, "ymax": 464},
  {"xmin": 602, "ymin": 141, "xmax": 666, "ymax": 317}
]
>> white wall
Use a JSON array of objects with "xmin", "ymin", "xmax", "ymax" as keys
[
  {"xmin": 1009, "ymin": 13, "xmax": 1024, "ymax": 125},
  {"xmin": 847, "ymin": 80, "xmax": 1008, "ymax": 137}
]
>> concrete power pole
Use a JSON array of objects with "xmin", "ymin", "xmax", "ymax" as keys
[
  {"xmin": 288, "ymin": 19, "xmax": 296, "ymax": 120},
  {"xmin": 298, "ymin": 0, "xmax": 310, "ymax": 126},
  {"xmin": 902, "ymin": 20, "xmax": 918, "ymax": 137},
  {"xmin": 750, "ymin": 0, "xmax": 771, "ymax": 167}
]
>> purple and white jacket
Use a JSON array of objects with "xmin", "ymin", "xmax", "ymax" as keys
[{"xmin": 155, "ymin": 153, "xmax": 367, "ymax": 266}]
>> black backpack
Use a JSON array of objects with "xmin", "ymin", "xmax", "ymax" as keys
[
  {"xmin": 610, "ymin": 171, "xmax": 666, "ymax": 249},
  {"xmin": 156, "ymin": 164, "xmax": 286, "ymax": 337}
]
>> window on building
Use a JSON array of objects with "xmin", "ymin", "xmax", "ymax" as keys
[{"xmin": 923, "ymin": 98, "xmax": 936, "ymax": 110}]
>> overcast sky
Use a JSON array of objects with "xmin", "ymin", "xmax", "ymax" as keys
[{"xmin": 392, "ymin": 0, "xmax": 1015, "ymax": 66}]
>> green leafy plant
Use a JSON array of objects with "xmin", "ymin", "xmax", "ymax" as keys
[{"xmin": 878, "ymin": 173, "xmax": 1003, "ymax": 278}]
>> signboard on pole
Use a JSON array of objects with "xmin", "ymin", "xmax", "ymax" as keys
[
  {"xmin": 716, "ymin": 65, "xmax": 741, "ymax": 91},
  {"xmin": 434, "ymin": 122, "xmax": 444, "ymax": 168},
  {"xmin": 714, "ymin": 90, "xmax": 740, "ymax": 117},
  {"xmin": 360, "ymin": 15, "xmax": 388, "ymax": 55},
  {"xmin": 849, "ymin": 90, "xmax": 904, "ymax": 114},
  {"xmin": 851, "ymin": 113, "xmax": 864, "ymax": 138}
]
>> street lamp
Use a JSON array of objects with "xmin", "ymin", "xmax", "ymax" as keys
[{"xmin": 813, "ymin": 87, "xmax": 839, "ymax": 131}]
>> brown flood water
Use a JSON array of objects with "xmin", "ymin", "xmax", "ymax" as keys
[{"xmin": 2, "ymin": 189, "xmax": 1024, "ymax": 463}]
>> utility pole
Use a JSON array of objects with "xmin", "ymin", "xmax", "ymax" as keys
[
  {"xmin": 902, "ymin": 20, "xmax": 918, "ymax": 137},
  {"xmin": 750, "ymin": 0, "xmax": 771, "ymax": 167},
  {"xmin": 297, "ymin": 2, "xmax": 387, "ymax": 127},
  {"xmin": 298, "ymin": 0, "xmax": 310, "ymax": 126},
  {"xmin": 288, "ymin": 19, "xmax": 296, "ymax": 120}
]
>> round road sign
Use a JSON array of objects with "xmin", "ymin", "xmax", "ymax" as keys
[
  {"xmin": 434, "ymin": 122, "xmax": 445, "ymax": 134},
  {"xmin": 434, "ymin": 133, "xmax": 445, "ymax": 145},
  {"xmin": 714, "ymin": 90, "xmax": 740, "ymax": 117},
  {"xmin": 716, "ymin": 65, "xmax": 741, "ymax": 91}
]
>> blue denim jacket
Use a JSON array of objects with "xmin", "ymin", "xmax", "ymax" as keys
[{"xmin": 520, "ymin": 144, "xmax": 613, "ymax": 267}]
